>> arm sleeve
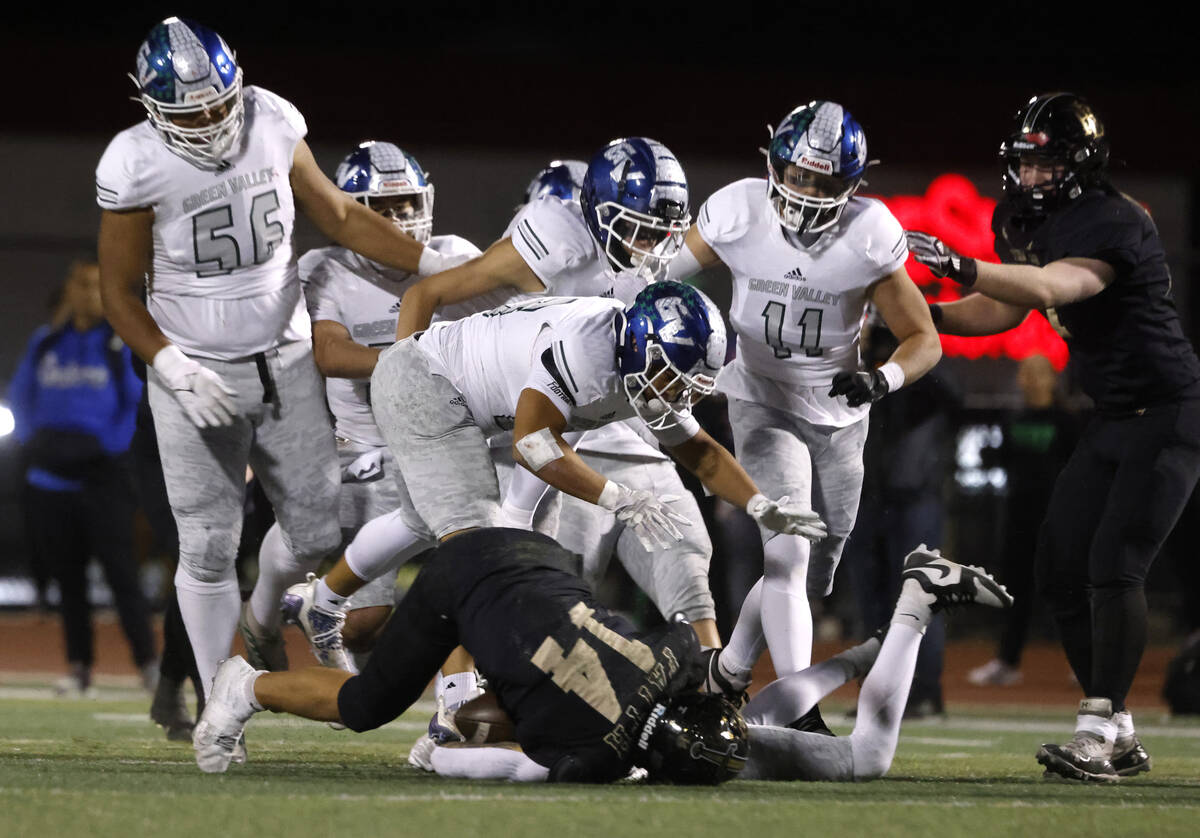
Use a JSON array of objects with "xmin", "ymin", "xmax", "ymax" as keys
[
  {"xmin": 431, "ymin": 744, "xmax": 550, "ymax": 782},
  {"xmin": 508, "ymin": 200, "xmax": 591, "ymax": 292}
]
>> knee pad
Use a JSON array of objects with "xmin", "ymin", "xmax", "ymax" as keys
[{"xmin": 175, "ymin": 520, "xmax": 239, "ymax": 584}]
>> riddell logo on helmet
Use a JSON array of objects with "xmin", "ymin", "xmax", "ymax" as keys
[
  {"xmin": 1022, "ymin": 132, "xmax": 1050, "ymax": 147},
  {"xmin": 797, "ymin": 155, "xmax": 833, "ymax": 175},
  {"xmin": 382, "ymin": 179, "xmax": 412, "ymax": 188}
]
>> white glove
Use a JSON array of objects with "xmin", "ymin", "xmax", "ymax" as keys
[
  {"xmin": 746, "ymin": 493, "xmax": 828, "ymax": 543},
  {"xmin": 598, "ymin": 480, "xmax": 691, "ymax": 552},
  {"xmin": 152, "ymin": 345, "xmax": 238, "ymax": 429}
]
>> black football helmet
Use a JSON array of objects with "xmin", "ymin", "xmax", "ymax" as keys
[
  {"xmin": 999, "ymin": 92, "xmax": 1109, "ymax": 215},
  {"xmin": 634, "ymin": 693, "xmax": 748, "ymax": 784}
]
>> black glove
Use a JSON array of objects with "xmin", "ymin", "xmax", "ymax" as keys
[
  {"xmin": 829, "ymin": 369, "xmax": 890, "ymax": 407},
  {"xmin": 904, "ymin": 231, "xmax": 978, "ymax": 286}
]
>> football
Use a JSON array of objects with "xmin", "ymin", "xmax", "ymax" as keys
[{"xmin": 452, "ymin": 691, "xmax": 517, "ymax": 744}]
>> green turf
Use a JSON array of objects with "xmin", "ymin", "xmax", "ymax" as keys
[{"xmin": 2, "ymin": 685, "xmax": 1198, "ymax": 837}]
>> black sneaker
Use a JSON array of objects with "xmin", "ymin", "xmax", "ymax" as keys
[
  {"xmin": 787, "ymin": 703, "xmax": 835, "ymax": 736},
  {"xmin": 1111, "ymin": 735, "xmax": 1152, "ymax": 777},
  {"xmin": 1036, "ymin": 732, "xmax": 1120, "ymax": 783}
]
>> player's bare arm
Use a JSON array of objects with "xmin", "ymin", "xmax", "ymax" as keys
[
  {"xmin": 311, "ymin": 319, "xmax": 381, "ymax": 379},
  {"xmin": 290, "ymin": 139, "xmax": 427, "ymax": 275},
  {"xmin": 98, "ymin": 208, "xmax": 170, "ymax": 364},
  {"xmin": 667, "ymin": 429, "xmax": 758, "ymax": 509},
  {"xmin": 395, "ymin": 238, "xmax": 546, "ymax": 339},
  {"xmin": 935, "ymin": 293, "xmax": 1030, "ymax": 336},
  {"xmin": 866, "ymin": 266, "xmax": 943, "ymax": 382},
  {"xmin": 511, "ymin": 388, "xmax": 609, "ymax": 503}
]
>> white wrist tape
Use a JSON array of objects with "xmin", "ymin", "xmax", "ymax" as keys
[
  {"xmin": 151, "ymin": 344, "xmax": 192, "ymax": 388},
  {"xmin": 878, "ymin": 361, "xmax": 905, "ymax": 393},
  {"xmin": 597, "ymin": 480, "xmax": 623, "ymax": 511},
  {"xmin": 515, "ymin": 427, "xmax": 565, "ymax": 473},
  {"xmin": 417, "ymin": 247, "xmax": 447, "ymax": 277}
]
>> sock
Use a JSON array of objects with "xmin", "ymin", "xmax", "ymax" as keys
[
  {"xmin": 344, "ymin": 509, "xmax": 434, "ymax": 582},
  {"xmin": 721, "ymin": 577, "xmax": 767, "ymax": 678},
  {"xmin": 890, "ymin": 579, "xmax": 932, "ymax": 633},
  {"xmin": 441, "ymin": 671, "xmax": 479, "ymax": 712},
  {"xmin": 1075, "ymin": 697, "xmax": 1117, "ymax": 745},
  {"xmin": 1114, "ymin": 709, "xmax": 1135, "ymax": 743},
  {"xmin": 759, "ymin": 534, "xmax": 813, "ymax": 675},
  {"xmin": 315, "ymin": 577, "xmax": 348, "ymax": 612},
  {"xmin": 174, "ymin": 564, "xmax": 241, "ymax": 700},
  {"xmin": 249, "ymin": 523, "xmax": 312, "ymax": 630}
]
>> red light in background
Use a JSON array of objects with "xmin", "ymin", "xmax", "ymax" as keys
[{"xmin": 872, "ymin": 174, "xmax": 1069, "ymax": 371}]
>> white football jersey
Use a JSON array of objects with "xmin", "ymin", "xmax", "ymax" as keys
[
  {"xmin": 301, "ymin": 235, "xmax": 487, "ymax": 446},
  {"xmin": 416, "ymin": 296, "xmax": 699, "ymax": 446},
  {"xmin": 96, "ymin": 87, "xmax": 310, "ymax": 360},
  {"xmin": 697, "ymin": 178, "xmax": 907, "ymax": 425}
]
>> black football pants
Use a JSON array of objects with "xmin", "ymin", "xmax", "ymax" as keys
[{"xmin": 1035, "ymin": 397, "xmax": 1200, "ymax": 711}]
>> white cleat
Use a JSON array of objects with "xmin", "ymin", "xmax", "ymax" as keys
[
  {"xmin": 901, "ymin": 545, "xmax": 1014, "ymax": 612},
  {"xmin": 193, "ymin": 656, "xmax": 260, "ymax": 774},
  {"xmin": 407, "ymin": 732, "xmax": 436, "ymax": 772},
  {"xmin": 280, "ymin": 573, "xmax": 358, "ymax": 674}
]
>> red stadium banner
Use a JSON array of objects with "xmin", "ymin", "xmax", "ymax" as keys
[{"xmin": 873, "ymin": 174, "xmax": 1069, "ymax": 370}]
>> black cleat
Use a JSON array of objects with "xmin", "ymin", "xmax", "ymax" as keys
[
  {"xmin": 1036, "ymin": 732, "xmax": 1119, "ymax": 783},
  {"xmin": 788, "ymin": 703, "xmax": 835, "ymax": 737},
  {"xmin": 1111, "ymin": 735, "xmax": 1152, "ymax": 777},
  {"xmin": 702, "ymin": 648, "xmax": 748, "ymax": 709}
]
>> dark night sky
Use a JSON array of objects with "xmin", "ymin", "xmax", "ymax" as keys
[{"xmin": 4, "ymin": 2, "xmax": 1197, "ymax": 175}]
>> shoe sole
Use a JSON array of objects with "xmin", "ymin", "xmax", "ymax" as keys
[
  {"xmin": 1036, "ymin": 747, "xmax": 1119, "ymax": 783},
  {"xmin": 1114, "ymin": 758, "xmax": 1152, "ymax": 777}
]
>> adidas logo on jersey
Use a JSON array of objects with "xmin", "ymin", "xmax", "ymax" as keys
[{"xmin": 784, "ymin": 267, "xmax": 806, "ymax": 282}]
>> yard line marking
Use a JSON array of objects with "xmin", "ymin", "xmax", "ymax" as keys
[
  {"xmin": 900, "ymin": 718, "xmax": 1200, "ymax": 739},
  {"xmin": 901, "ymin": 736, "xmax": 996, "ymax": 747}
]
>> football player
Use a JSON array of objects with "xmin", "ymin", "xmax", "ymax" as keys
[
  {"xmin": 95, "ymin": 19, "xmax": 456, "ymax": 697},
  {"xmin": 193, "ymin": 532, "xmax": 1010, "ymax": 783},
  {"xmin": 667, "ymin": 102, "xmax": 941, "ymax": 731},
  {"xmin": 907, "ymin": 92, "xmax": 1200, "ymax": 782}
]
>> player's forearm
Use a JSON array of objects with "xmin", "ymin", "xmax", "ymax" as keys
[
  {"xmin": 885, "ymin": 329, "xmax": 942, "ymax": 385},
  {"xmin": 395, "ymin": 282, "xmax": 443, "ymax": 339},
  {"xmin": 313, "ymin": 335, "xmax": 382, "ymax": 379},
  {"xmin": 972, "ymin": 262, "xmax": 1060, "ymax": 309},
  {"xmin": 100, "ymin": 284, "xmax": 170, "ymax": 365},
  {"xmin": 671, "ymin": 435, "xmax": 757, "ymax": 509},
  {"xmin": 325, "ymin": 202, "xmax": 426, "ymax": 275},
  {"xmin": 935, "ymin": 294, "xmax": 1029, "ymax": 336},
  {"xmin": 517, "ymin": 446, "xmax": 609, "ymax": 505}
]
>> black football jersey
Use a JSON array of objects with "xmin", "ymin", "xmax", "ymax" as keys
[
  {"xmin": 993, "ymin": 190, "xmax": 1200, "ymax": 412},
  {"xmin": 443, "ymin": 529, "xmax": 703, "ymax": 783}
]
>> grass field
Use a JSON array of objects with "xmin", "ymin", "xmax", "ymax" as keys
[{"xmin": 2, "ymin": 681, "xmax": 1197, "ymax": 838}]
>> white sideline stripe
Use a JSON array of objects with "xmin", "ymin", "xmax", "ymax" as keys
[
  {"xmin": 901, "ymin": 736, "xmax": 995, "ymax": 748},
  {"xmin": 900, "ymin": 718, "xmax": 1200, "ymax": 739},
  {"xmin": 1, "ymin": 787, "xmax": 1198, "ymax": 808},
  {"xmin": 92, "ymin": 712, "xmax": 429, "ymax": 733}
]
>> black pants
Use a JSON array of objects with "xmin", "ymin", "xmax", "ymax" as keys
[
  {"xmin": 1036, "ymin": 397, "xmax": 1200, "ymax": 710},
  {"xmin": 26, "ymin": 461, "xmax": 156, "ymax": 669}
]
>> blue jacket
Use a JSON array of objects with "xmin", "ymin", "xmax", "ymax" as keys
[{"xmin": 7, "ymin": 321, "xmax": 143, "ymax": 490}]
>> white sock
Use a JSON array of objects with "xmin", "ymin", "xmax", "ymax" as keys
[
  {"xmin": 890, "ymin": 579, "xmax": 933, "ymax": 633},
  {"xmin": 315, "ymin": 577, "xmax": 348, "ymax": 612},
  {"xmin": 246, "ymin": 671, "xmax": 265, "ymax": 712},
  {"xmin": 1114, "ymin": 709, "xmax": 1135, "ymax": 742},
  {"xmin": 759, "ymin": 533, "xmax": 813, "ymax": 675},
  {"xmin": 249, "ymin": 523, "xmax": 313, "ymax": 630},
  {"xmin": 721, "ymin": 577, "xmax": 767, "ymax": 678},
  {"xmin": 344, "ymin": 508, "xmax": 434, "ymax": 582},
  {"xmin": 440, "ymin": 671, "xmax": 479, "ymax": 712},
  {"xmin": 174, "ymin": 564, "xmax": 241, "ymax": 700},
  {"xmin": 1076, "ymin": 698, "xmax": 1117, "ymax": 745},
  {"xmin": 849, "ymin": 622, "xmax": 923, "ymax": 779}
]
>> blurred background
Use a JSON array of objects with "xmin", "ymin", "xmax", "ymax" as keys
[{"xmin": 1, "ymin": 2, "xmax": 1197, "ymax": 707}]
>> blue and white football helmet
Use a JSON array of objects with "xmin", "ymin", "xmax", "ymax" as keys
[
  {"xmin": 618, "ymin": 281, "xmax": 726, "ymax": 430},
  {"xmin": 581, "ymin": 138, "xmax": 690, "ymax": 280},
  {"xmin": 766, "ymin": 101, "xmax": 868, "ymax": 235},
  {"xmin": 523, "ymin": 159, "xmax": 588, "ymax": 205},
  {"xmin": 132, "ymin": 17, "xmax": 244, "ymax": 170},
  {"xmin": 335, "ymin": 141, "xmax": 435, "ymax": 244}
]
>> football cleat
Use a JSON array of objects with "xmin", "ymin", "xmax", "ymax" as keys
[
  {"xmin": 1111, "ymin": 734, "xmax": 1152, "ymax": 777},
  {"xmin": 429, "ymin": 694, "xmax": 467, "ymax": 745},
  {"xmin": 280, "ymin": 574, "xmax": 358, "ymax": 674},
  {"xmin": 193, "ymin": 656, "xmax": 259, "ymax": 773},
  {"xmin": 407, "ymin": 731, "xmax": 436, "ymax": 772},
  {"xmin": 238, "ymin": 601, "xmax": 289, "ymax": 672},
  {"xmin": 788, "ymin": 703, "xmax": 835, "ymax": 736},
  {"xmin": 900, "ymin": 546, "xmax": 1014, "ymax": 612},
  {"xmin": 149, "ymin": 676, "xmax": 194, "ymax": 742},
  {"xmin": 701, "ymin": 648, "xmax": 749, "ymax": 708},
  {"xmin": 967, "ymin": 658, "xmax": 1023, "ymax": 687},
  {"xmin": 1036, "ymin": 732, "xmax": 1119, "ymax": 783}
]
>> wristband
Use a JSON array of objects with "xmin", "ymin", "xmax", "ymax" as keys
[
  {"xmin": 954, "ymin": 256, "xmax": 978, "ymax": 287},
  {"xmin": 597, "ymin": 480, "xmax": 622, "ymax": 510},
  {"xmin": 417, "ymin": 247, "xmax": 447, "ymax": 277},
  {"xmin": 878, "ymin": 361, "xmax": 905, "ymax": 393}
]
